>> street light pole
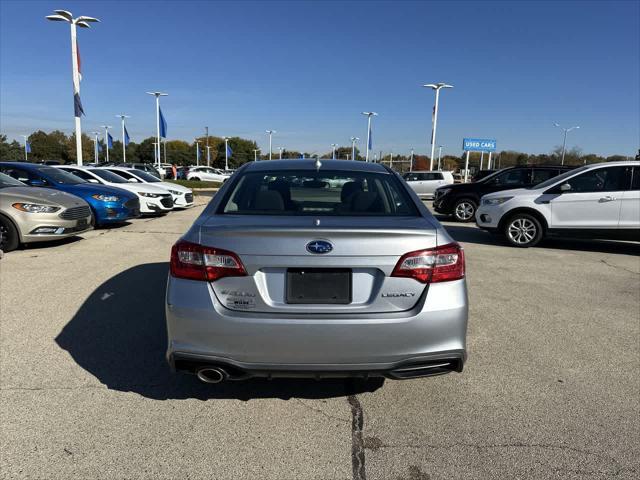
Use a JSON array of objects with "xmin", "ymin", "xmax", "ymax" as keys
[
  {"xmin": 206, "ymin": 146, "xmax": 211, "ymax": 167},
  {"xmin": 102, "ymin": 125, "xmax": 111, "ymax": 163},
  {"xmin": 266, "ymin": 130, "xmax": 275, "ymax": 160},
  {"xmin": 116, "ymin": 114, "xmax": 130, "ymax": 163},
  {"xmin": 195, "ymin": 140, "xmax": 200, "ymax": 165},
  {"xmin": 146, "ymin": 91, "xmax": 168, "ymax": 170},
  {"xmin": 438, "ymin": 145, "xmax": 443, "ymax": 170},
  {"xmin": 46, "ymin": 10, "xmax": 100, "ymax": 166},
  {"xmin": 223, "ymin": 136, "xmax": 230, "ymax": 171},
  {"xmin": 331, "ymin": 143, "xmax": 337, "ymax": 159},
  {"xmin": 361, "ymin": 112, "xmax": 377, "ymax": 162},
  {"xmin": 205, "ymin": 126, "xmax": 209, "ymax": 167},
  {"xmin": 21, "ymin": 135, "xmax": 28, "ymax": 161},
  {"xmin": 410, "ymin": 148, "xmax": 414, "ymax": 172},
  {"xmin": 350, "ymin": 137, "xmax": 359, "ymax": 161},
  {"xmin": 423, "ymin": 83, "xmax": 453, "ymax": 170},
  {"xmin": 554, "ymin": 123, "xmax": 580, "ymax": 165},
  {"xmin": 278, "ymin": 147, "xmax": 283, "ymax": 160},
  {"xmin": 92, "ymin": 131, "xmax": 100, "ymax": 163},
  {"xmin": 253, "ymin": 149, "xmax": 258, "ymax": 161}
]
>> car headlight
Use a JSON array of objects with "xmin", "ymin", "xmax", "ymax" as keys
[
  {"xmin": 168, "ymin": 189, "xmax": 182, "ymax": 195},
  {"xmin": 139, "ymin": 192, "xmax": 160, "ymax": 198},
  {"xmin": 91, "ymin": 194, "xmax": 120, "ymax": 202},
  {"xmin": 12, "ymin": 203, "xmax": 60, "ymax": 213},
  {"xmin": 482, "ymin": 196, "xmax": 513, "ymax": 206}
]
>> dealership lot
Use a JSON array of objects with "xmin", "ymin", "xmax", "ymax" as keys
[{"xmin": 0, "ymin": 196, "xmax": 638, "ymax": 480}]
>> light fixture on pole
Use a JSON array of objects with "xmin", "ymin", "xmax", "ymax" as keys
[
  {"xmin": 278, "ymin": 147, "xmax": 284, "ymax": 160},
  {"xmin": 102, "ymin": 125, "xmax": 112, "ymax": 163},
  {"xmin": 146, "ymin": 91, "xmax": 168, "ymax": 169},
  {"xmin": 46, "ymin": 9, "xmax": 100, "ymax": 166},
  {"xmin": 116, "ymin": 114, "xmax": 130, "ymax": 162},
  {"xmin": 350, "ymin": 137, "xmax": 359, "ymax": 161},
  {"xmin": 223, "ymin": 136, "xmax": 231, "ymax": 171},
  {"xmin": 331, "ymin": 143, "xmax": 338, "ymax": 159},
  {"xmin": 92, "ymin": 131, "xmax": 100, "ymax": 163},
  {"xmin": 253, "ymin": 149, "xmax": 259, "ymax": 161},
  {"xmin": 553, "ymin": 122, "xmax": 580, "ymax": 165},
  {"xmin": 423, "ymin": 83, "xmax": 453, "ymax": 170},
  {"xmin": 266, "ymin": 130, "xmax": 275, "ymax": 160},
  {"xmin": 361, "ymin": 112, "xmax": 377, "ymax": 162},
  {"xmin": 437, "ymin": 145, "xmax": 443, "ymax": 170}
]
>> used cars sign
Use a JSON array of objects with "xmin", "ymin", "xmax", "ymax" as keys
[{"xmin": 462, "ymin": 138, "xmax": 497, "ymax": 152}]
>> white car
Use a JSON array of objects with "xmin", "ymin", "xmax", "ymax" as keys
[
  {"xmin": 403, "ymin": 171, "xmax": 455, "ymax": 199},
  {"xmin": 102, "ymin": 167, "xmax": 194, "ymax": 208},
  {"xmin": 56, "ymin": 165, "xmax": 175, "ymax": 215},
  {"xmin": 187, "ymin": 166, "xmax": 228, "ymax": 183},
  {"xmin": 476, "ymin": 161, "xmax": 640, "ymax": 247}
]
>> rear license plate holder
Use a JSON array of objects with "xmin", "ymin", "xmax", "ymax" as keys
[{"xmin": 286, "ymin": 268, "xmax": 351, "ymax": 304}]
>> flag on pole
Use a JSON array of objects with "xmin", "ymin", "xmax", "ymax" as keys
[
  {"xmin": 368, "ymin": 123, "xmax": 373, "ymax": 150},
  {"xmin": 159, "ymin": 108, "xmax": 167, "ymax": 138},
  {"xmin": 124, "ymin": 126, "xmax": 130, "ymax": 146},
  {"xmin": 74, "ymin": 93, "xmax": 85, "ymax": 117},
  {"xmin": 226, "ymin": 143, "xmax": 233, "ymax": 158},
  {"xmin": 25, "ymin": 141, "xmax": 31, "ymax": 153},
  {"xmin": 107, "ymin": 133, "xmax": 114, "ymax": 149}
]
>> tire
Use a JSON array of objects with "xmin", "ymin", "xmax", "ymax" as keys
[
  {"xmin": 191, "ymin": 177, "xmax": 201, "ymax": 182},
  {"xmin": 503, "ymin": 213, "xmax": 543, "ymax": 248},
  {"xmin": 453, "ymin": 199, "xmax": 477, "ymax": 222},
  {"xmin": 0, "ymin": 216, "xmax": 19, "ymax": 253}
]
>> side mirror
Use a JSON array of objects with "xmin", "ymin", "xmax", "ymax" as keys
[
  {"xmin": 28, "ymin": 178, "xmax": 46, "ymax": 187},
  {"xmin": 559, "ymin": 183, "xmax": 572, "ymax": 192},
  {"xmin": 128, "ymin": 178, "xmax": 139, "ymax": 183}
]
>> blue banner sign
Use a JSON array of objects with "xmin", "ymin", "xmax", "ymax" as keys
[{"xmin": 463, "ymin": 138, "xmax": 497, "ymax": 152}]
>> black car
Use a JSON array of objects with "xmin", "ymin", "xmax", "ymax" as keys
[
  {"xmin": 433, "ymin": 165, "xmax": 574, "ymax": 222},
  {"xmin": 471, "ymin": 169, "xmax": 497, "ymax": 182}
]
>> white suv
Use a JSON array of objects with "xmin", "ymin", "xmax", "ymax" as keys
[
  {"xmin": 476, "ymin": 161, "xmax": 639, "ymax": 247},
  {"xmin": 403, "ymin": 171, "xmax": 454, "ymax": 199}
]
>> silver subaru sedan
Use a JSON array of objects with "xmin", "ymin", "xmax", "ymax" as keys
[{"xmin": 166, "ymin": 160, "xmax": 468, "ymax": 383}]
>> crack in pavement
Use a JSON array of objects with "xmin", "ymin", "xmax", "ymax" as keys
[
  {"xmin": 348, "ymin": 395, "xmax": 366, "ymax": 480},
  {"xmin": 600, "ymin": 259, "xmax": 639, "ymax": 275},
  {"xmin": 292, "ymin": 398, "xmax": 351, "ymax": 423}
]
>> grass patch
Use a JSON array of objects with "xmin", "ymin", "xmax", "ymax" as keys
[{"xmin": 167, "ymin": 179, "xmax": 222, "ymax": 189}]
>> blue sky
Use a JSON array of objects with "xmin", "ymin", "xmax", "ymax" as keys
[{"xmin": 1, "ymin": 0, "xmax": 638, "ymax": 157}]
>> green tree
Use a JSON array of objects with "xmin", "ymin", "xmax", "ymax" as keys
[{"xmin": 0, "ymin": 134, "xmax": 24, "ymax": 161}]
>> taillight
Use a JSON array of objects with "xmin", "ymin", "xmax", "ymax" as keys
[
  {"xmin": 391, "ymin": 243, "xmax": 465, "ymax": 283},
  {"xmin": 170, "ymin": 240, "xmax": 247, "ymax": 282}
]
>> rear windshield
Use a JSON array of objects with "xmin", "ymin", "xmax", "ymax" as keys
[
  {"xmin": 132, "ymin": 169, "xmax": 161, "ymax": 182},
  {"xmin": 218, "ymin": 169, "xmax": 419, "ymax": 216},
  {"xmin": 89, "ymin": 168, "xmax": 127, "ymax": 183}
]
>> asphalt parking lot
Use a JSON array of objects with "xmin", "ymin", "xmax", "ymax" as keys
[{"xmin": 1, "ymin": 196, "xmax": 638, "ymax": 480}]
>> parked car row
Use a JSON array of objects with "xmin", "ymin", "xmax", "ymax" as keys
[{"xmin": 0, "ymin": 162, "xmax": 193, "ymax": 252}]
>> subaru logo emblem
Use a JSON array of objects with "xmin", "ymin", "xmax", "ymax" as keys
[{"xmin": 306, "ymin": 240, "xmax": 333, "ymax": 254}]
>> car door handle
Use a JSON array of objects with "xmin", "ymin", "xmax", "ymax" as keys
[{"xmin": 599, "ymin": 196, "xmax": 615, "ymax": 202}]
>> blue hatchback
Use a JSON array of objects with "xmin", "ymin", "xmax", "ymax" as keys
[{"xmin": 0, "ymin": 162, "xmax": 140, "ymax": 225}]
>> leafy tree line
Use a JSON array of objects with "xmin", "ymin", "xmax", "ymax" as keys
[{"xmin": 0, "ymin": 131, "xmax": 634, "ymax": 171}]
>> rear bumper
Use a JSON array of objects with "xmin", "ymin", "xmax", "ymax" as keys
[{"xmin": 166, "ymin": 276, "xmax": 468, "ymax": 376}]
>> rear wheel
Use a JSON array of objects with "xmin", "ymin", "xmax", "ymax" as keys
[
  {"xmin": 191, "ymin": 177, "xmax": 201, "ymax": 182},
  {"xmin": 453, "ymin": 199, "xmax": 477, "ymax": 222},
  {"xmin": 0, "ymin": 216, "xmax": 19, "ymax": 252},
  {"xmin": 504, "ymin": 213, "xmax": 543, "ymax": 247}
]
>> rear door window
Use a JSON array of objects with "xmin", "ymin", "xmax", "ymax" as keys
[
  {"xmin": 565, "ymin": 166, "xmax": 629, "ymax": 192},
  {"xmin": 531, "ymin": 169, "xmax": 559, "ymax": 185},
  {"xmin": 492, "ymin": 168, "xmax": 530, "ymax": 186}
]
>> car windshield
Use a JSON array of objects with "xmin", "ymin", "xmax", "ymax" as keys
[
  {"xmin": 218, "ymin": 169, "xmax": 419, "ymax": 216},
  {"xmin": 89, "ymin": 168, "xmax": 128, "ymax": 183},
  {"xmin": 132, "ymin": 169, "xmax": 161, "ymax": 182},
  {"xmin": 0, "ymin": 172, "xmax": 25, "ymax": 187},
  {"xmin": 529, "ymin": 166, "xmax": 586, "ymax": 189},
  {"xmin": 40, "ymin": 166, "xmax": 86, "ymax": 185}
]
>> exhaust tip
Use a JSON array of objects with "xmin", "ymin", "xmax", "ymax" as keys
[{"xmin": 196, "ymin": 367, "xmax": 227, "ymax": 384}]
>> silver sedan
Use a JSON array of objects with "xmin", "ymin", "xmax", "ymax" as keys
[{"xmin": 166, "ymin": 160, "xmax": 468, "ymax": 383}]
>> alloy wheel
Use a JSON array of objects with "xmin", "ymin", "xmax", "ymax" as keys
[
  {"xmin": 455, "ymin": 201, "xmax": 475, "ymax": 221},
  {"xmin": 507, "ymin": 218, "xmax": 537, "ymax": 245}
]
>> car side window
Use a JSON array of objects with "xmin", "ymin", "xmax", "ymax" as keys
[
  {"xmin": 0, "ymin": 167, "xmax": 46, "ymax": 185},
  {"xmin": 492, "ymin": 168, "xmax": 530, "ymax": 186},
  {"xmin": 565, "ymin": 166, "xmax": 628, "ymax": 193},
  {"xmin": 531, "ymin": 169, "xmax": 557, "ymax": 184},
  {"xmin": 632, "ymin": 167, "xmax": 640, "ymax": 191},
  {"xmin": 404, "ymin": 174, "xmax": 420, "ymax": 181},
  {"xmin": 423, "ymin": 173, "xmax": 443, "ymax": 181},
  {"xmin": 67, "ymin": 169, "xmax": 93, "ymax": 181}
]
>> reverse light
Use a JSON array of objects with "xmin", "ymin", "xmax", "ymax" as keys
[
  {"xmin": 91, "ymin": 194, "xmax": 120, "ymax": 202},
  {"xmin": 12, "ymin": 203, "xmax": 60, "ymax": 213},
  {"xmin": 170, "ymin": 240, "xmax": 247, "ymax": 282},
  {"xmin": 391, "ymin": 243, "xmax": 465, "ymax": 283}
]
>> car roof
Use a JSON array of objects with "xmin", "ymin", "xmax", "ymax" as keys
[
  {"xmin": 243, "ymin": 159, "xmax": 389, "ymax": 173},
  {"xmin": 407, "ymin": 170, "xmax": 453, "ymax": 174}
]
